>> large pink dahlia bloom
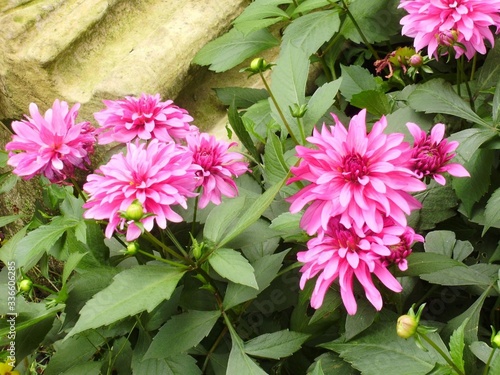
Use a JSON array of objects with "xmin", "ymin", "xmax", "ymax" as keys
[
  {"xmin": 94, "ymin": 93, "xmax": 194, "ymax": 144},
  {"xmin": 186, "ymin": 132, "xmax": 249, "ymax": 208},
  {"xmin": 298, "ymin": 217, "xmax": 403, "ymax": 314},
  {"xmin": 407, "ymin": 122, "xmax": 470, "ymax": 185},
  {"xmin": 5, "ymin": 100, "xmax": 95, "ymax": 183},
  {"xmin": 83, "ymin": 139, "xmax": 198, "ymax": 241},
  {"xmin": 399, "ymin": 0, "xmax": 500, "ymax": 60},
  {"xmin": 287, "ymin": 109, "xmax": 426, "ymax": 235}
]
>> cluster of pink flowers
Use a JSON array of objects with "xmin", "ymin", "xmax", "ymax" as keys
[
  {"xmin": 288, "ymin": 109, "xmax": 469, "ymax": 314},
  {"xmin": 6, "ymin": 94, "xmax": 248, "ymax": 241},
  {"xmin": 399, "ymin": 0, "xmax": 500, "ymax": 60}
]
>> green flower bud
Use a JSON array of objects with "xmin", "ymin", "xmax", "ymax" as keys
[
  {"xmin": 250, "ymin": 57, "xmax": 266, "ymax": 72},
  {"xmin": 19, "ymin": 278, "xmax": 33, "ymax": 293},
  {"xmin": 290, "ymin": 103, "xmax": 308, "ymax": 118},
  {"xmin": 397, "ymin": 314, "xmax": 418, "ymax": 339},
  {"xmin": 126, "ymin": 242, "xmax": 139, "ymax": 255},
  {"xmin": 125, "ymin": 200, "xmax": 144, "ymax": 221},
  {"xmin": 491, "ymin": 326, "xmax": 500, "ymax": 349}
]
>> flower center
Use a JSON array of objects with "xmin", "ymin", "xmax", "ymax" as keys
[
  {"xmin": 341, "ymin": 153, "xmax": 367, "ymax": 182},
  {"xmin": 335, "ymin": 227, "xmax": 358, "ymax": 252},
  {"xmin": 414, "ymin": 145, "xmax": 442, "ymax": 174}
]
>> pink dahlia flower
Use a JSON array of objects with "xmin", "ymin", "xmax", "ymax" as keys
[
  {"xmin": 407, "ymin": 122, "xmax": 470, "ymax": 185},
  {"xmin": 94, "ymin": 93, "xmax": 194, "ymax": 144},
  {"xmin": 287, "ymin": 109, "xmax": 426, "ymax": 235},
  {"xmin": 399, "ymin": 0, "xmax": 500, "ymax": 60},
  {"xmin": 5, "ymin": 100, "xmax": 96, "ymax": 184},
  {"xmin": 298, "ymin": 217, "xmax": 403, "ymax": 314},
  {"xmin": 83, "ymin": 139, "xmax": 198, "ymax": 241},
  {"xmin": 379, "ymin": 220, "xmax": 424, "ymax": 271},
  {"xmin": 186, "ymin": 132, "xmax": 249, "ymax": 209}
]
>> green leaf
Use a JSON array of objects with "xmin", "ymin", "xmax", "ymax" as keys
[
  {"xmin": 44, "ymin": 331, "xmax": 106, "ymax": 375},
  {"xmin": 209, "ymin": 248, "xmax": 258, "ymax": 288},
  {"xmin": 223, "ymin": 250, "xmax": 288, "ymax": 309},
  {"xmin": 424, "ymin": 231, "xmax": 457, "ymax": 257},
  {"xmin": 402, "ymin": 252, "xmax": 465, "ymax": 277},
  {"xmin": 340, "ymin": 0, "xmax": 402, "ymax": 44},
  {"xmin": 204, "ymin": 196, "xmax": 247, "ymax": 244},
  {"xmin": 493, "ymin": 78, "xmax": 500, "ymax": 123},
  {"xmin": 448, "ymin": 128, "xmax": 498, "ymax": 165},
  {"xmin": 192, "ymin": 28, "xmax": 279, "ymax": 72},
  {"xmin": 420, "ymin": 266, "xmax": 492, "ymax": 287},
  {"xmin": 452, "ymin": 149, "xmax": 494, "ymax": 216},
  {"xmin": 470, "ymin": 341, "xmax": 500, "ymax": 366},
  {"xmin": 264, "ymin": 132, "xmax": 290, "ymax": 186},
  {"xmin": 269, "ymin": 42, "xmax": 309, "ymax": 142},
  {"xmin": 67, "ymin": 265, "xmax": 185, "ymax": 337},
  {"xmin": 344, "ymin": 299, "xmax": 376, "ymax": 340},
  {"xmin": 303, "ymin": 78, "xmax": 342, "ymax": 136},
  {"xmin": 270, "ymin": 212, "xmax": 304, "ymax": 242},
  {"xmin": 228, "ymin": 103, "xmax": 260, "ymax": 161},
  {"xmin": 242, "ymin": 99, "xmax": 274, "ymax": 141},
  {"xmin": 15, "ymin": 216, "xmax": 80, "ymax": 270},
  {"xmin": 214, "ymin": 87, "xmax": 269, "ymax": 108},
  {"xmin": 477, "ymin": 41, "xmax": 500, "ymax": 91},
  {"xmin": 293, "ymin": 0, "xmax": 332, "ymax": 14},
  {"xmin": 59, "ymin": 362, "xmax": 103, "ymax": 375},
  {"xmin": 339, "ymin": 65, "xmax": 379, "ymax": 101},
  {"xmin": 350, "ymin": 90, "xmax": 391, "ymax": 116},
  {"xmin": 217, "ymin": 176, "xmax": 288, "ymax": 248},
  {"xmin": 244, "ymin": 329, "xmax": 310, "ymax": 359},
  {"xmin": 0, "ymin": 173, "xmax": 18, "ymax": 194},
  {"xmin": 483, "ymin": 187, "xmax": 500, "ymax": 234},
  {"xmin": 322, "ymin": 321, "xmax": 446, "ymax": 375},
  {"xmin": 234, "ymin": 4, "xmax": 289, "ymax": 34},
  {"xmin": 0, "ymin": 214, "xmax": 21, "ymax": 227},
  {"xmin": 282, "ymin": 10, "xmax": 341, "ymax": 56},
  {"xmin": 226, "ymin": 315, "xmax": 267, "ymax": 375},
  {"xmin": 408, "ymin": 79, "xmax": 491, "ymax": 127},
  {"xmin": 386, "ymin": 105, "xmax": 433, "ymax": 139},
  {"xmin": 307, "ymin": 352, "xmax": 358, "ymax": 375},
  {"xmin": 145, "ymin": 310, "xmax": 220, "ymax": 359},
  {"xmin": 449, "ymin": 318, "xmax": 468, "ymax": 374}
]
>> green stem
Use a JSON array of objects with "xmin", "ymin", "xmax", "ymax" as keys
[
  {"xmin": 142, "ymin": 231, "xmax": 185, "ymax": 261},
  {"xmin": 457, "ymin": 56, "xmax": 475, "ymax": 111},
  {"xmin": 296, "ymin": 117, "xmax": 307, "ymax": 144},
  {"xmin": 166, "ymin": 227, "xmax": 189, "ymax": 258},
  {"xmin": 137, "ymin": 249, "xmax": 189, "ymax": 269},
  {"xmin": 419, "ymin": 332, "xmax": 465, "ymax": 375},
  {"xmin": 483, "ymin": 347, "xmax": 497, "ymax": 375},
  {"xmin": 340, "ymin": 0, "xmax": 380, "ymax": 60},
  {"xmin": 202, "ymin": 325, "xmax": 229, "ymax": 373},
  {"xmin": 259, "ymin": 72, "xmax": 300, "ymax": 145},
  {"xmin": 69, "ymin": 177, "xmax": 86, "ymax": 201},
  {"xmin": 276, "ymin": 261, "xmax": 303, "ymax": 278},
  {"xmin": 32, "ymin": 283, "xmax": 58, "ymax": 295},
  {"xmin": 191, "ymin": 187, "xmax": 202, "ymax": 237}
]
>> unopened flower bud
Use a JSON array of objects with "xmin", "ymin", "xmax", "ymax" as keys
[
  {"xmin": 397, "ymin": 314, "xmax": 418, "ymax": 339},
  {"xmin": 408, "ymin": 54, "xmax": 423, "ymax": 67},
  {"xmin": 290, "ymin": 103, "xmax": 308, "ymax": 118},
  {"xmin": 491, "ymin": 326, "xmax": 500, "ymax": 349},
  {"xmin": 19, "ymin": 278, "xmax": 33, "ymax": 293},
  {"xmin": 125, "ymin": 200, "xmax": 144, "ymax": 221},
  {"xmin": 250, "ymin": 57, "xmax": 266, "ymax": 73},
  {"xmin": 126, "ymin": 242, "xmax": 139, "ymax": 255}
]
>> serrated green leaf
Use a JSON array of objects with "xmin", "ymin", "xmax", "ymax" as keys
[
  {"xmin": 493, "ymin": 78, "xmax": 500, "ymax": 123},
  {"xmin": 420, "ymin": 266, "xmax": 492, "ymax": 287},
  {"xmin": 59, "ymin": 362, "xmax": 103, "ymax": 375},
  {"xmin": 264, "ymin": 132, "xmax": 290, "ymax": 185},
  {"xmin": 403, "ymin": 252, "xmax": 465, "ymax": 277},
  {"xmin": 470, "ymin": 341, "xmax": 500, "ymax": 366},
  {"xmin": 145, "ymin": 310, "xmax": 220, "ymax": 359},
  {"xmin": 217, "ymin": 176, "xmax": 288, "ymax": 248},
  {"xmin": 452, "ymin": 148, "xmax": 494, "ymax": 216},
  {"xmin": 408, "ymin": 79, "xmax": 490, "ymax": 126},
  {"xmin": 228, "ymin": 103, "xmax": 260, "ymax": 161},
  {"xmin": 226, "ymin": 323, "xmax": 267, "ymax": 375},
  {"xmin": 339, "ymin": 65, "xmax": 379, "ymax": 101},
  {"xmin": 293, "ymin": 0, "xmax": 332, "ymax": 14},
  {"xmin": 242, "ymin": 99, "xmax": 274, "ymax": 141},
  {"xmin": 68, "ymin": 265, "xmax": 185, "ymax": 337},
  {"xmin": 15, "ymin": 216, "xmax": 80, "ymax": 270},
  {"xmin": 282, "ymin": 10, "xmax": 341, "ymax": 56},
  {"xmin": 322, "ymin": 322, "xmax": 446, "ymax": 375},
  {"xmin": 448, "ymin": 128, "xmax": 498, "ymax": 165},
  {"xmin": 209, "ymin": 248, "xmax": 257, "ymax": 288},
  {"xmin": 192, "ymin": 28, "xmax": 279, "ymax": 72},
  {"xmin": 269, "ymin": 42, "xmax": 309, "ymax": 142},
  {"xmin": 0, "ymin": 173, "xmax": 18, "ymax": 194},
  {"xmin": 214, "ymin": 87, "xmax": 269, "ymax": 108},
  {"xmin": 424, "ymin": 231, "xmax": 457, "ymax": 257},
  {"xmin": 223, "ymin": 250, "xmax": 288, "ymax": 309},
  {"xmin": 307, "ymin": 352, "xmax": 357, "ymax": 375},
  {"xmin": 62, "ymin": 252, "xmax": 88, "ymax": 286},
  {"xmin": 244, "ymin": 329, "xmax": 309, "ymax": 359},
  {"xmin": 0, "ymin": 214, "xmax": 21, "ymax": 228},
  {"xmin": 385, "ymin": 105, "xmax": 433, "ymax": 140},
  {"xmin": 204, "ymin": 196, "xmax": 247, "ymax": 244},
  {"xmin": 477, "ymin": 41, "xmax": 500, "ymax": 91},
  {"xmin": 350, "ymin": 90, "xmax": 391, "ymax": 116},
  {"xmin": 344, "ymin": 299, "xmax": 376, "ymax": 340},
  {"xmin": 303, "ymin": 78, "xmax": 342, "ymax": 136},
  {"xmin": 484, "ymin": 187, "xmax": 500, "ymax": 234},
  {"xmin": 234, "ymin": 4, "xmax": 289, "ymax": 34},
  {"xmin": 449, "ymin": 318, "xmax": 468, "ymax": 374}
]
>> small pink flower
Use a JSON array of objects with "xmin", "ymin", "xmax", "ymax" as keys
[
  {"xmin": 94, "ymin": 93, "xmax": 194, "ymax": 144},
  {"xmin": 186, "ymin": 132, "xmax": 248, "ymax": 209},
  {"xmin": 287, "ymin": 109, "xmax": 426, "ymax": 235},
  {"xmin": 83, "ymin": 139, "xmax": 197, "ymax": 241},
  {"xmin": 379, "ymin": 220, "xmax": 424, "ymax": 271},
  {"xmin": 399, "ymin": 0, "xmax": 500, "ymax": 60},
  {"xmin": 5, "ymin": 100, "xmax": 96, "ymax": 183},
  {"xmin": 407, "ymin": 122, "xmax": 470, "ymax": 185},
  {"xmin": 298, "ymin": 216, "xmax": 403, "ymax": 314}
]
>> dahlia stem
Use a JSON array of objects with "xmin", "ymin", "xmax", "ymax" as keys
[
  {"xmin": 457, "ymin": 56, "xmax": 475, "ymax": 111},
  {"xmin": 202, "ymin": 325, "xmax": 229, "ymax": 373},
  {"xmin": 137, "ymin": 249, "xmax": 189, "ymax": 269},
  {"xmin": 142, "ymin": 230, "xmax": 185, "ymax": 261},
  {"xmin": 69, "ymin": 177, "xmax": 86, "ymax": 202},
  {"xmin": 191, "ymin": 187, "xmax": 202, "ymax": 237},
  {"xmin": 165, "ymin": 227, "xmax": 189, "ymax": 258},
  {"xmin": 340, "ymin": 0, "xmax": 380, "ymax": 60},
  {"xmin": 418, "ymin": 332, "xmax": 465, "ymax": 375},
  {"xmin": 483, "ymin": 347, "xmax": 497, "ymax": 375},
  {"xmin": 259, "ymin": 71, "xmax": 300, "ymax": 145},
  {"xmin": 276, "ymin": 261, "xmax": 303, "ymax": 278}
]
